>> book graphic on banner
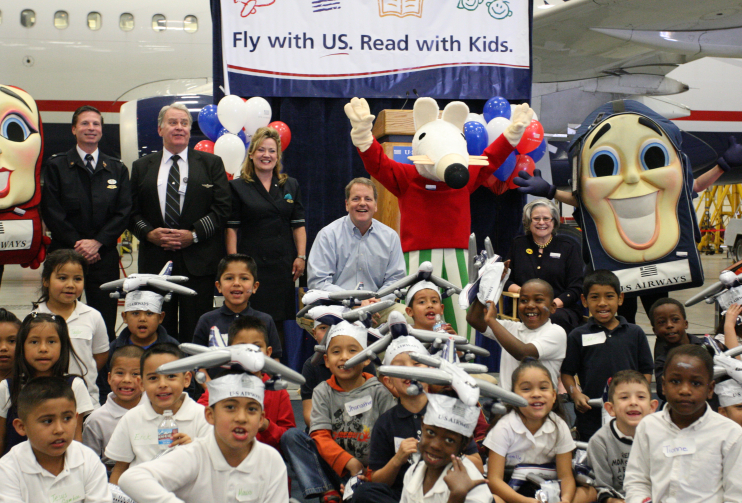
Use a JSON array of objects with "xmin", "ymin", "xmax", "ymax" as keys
[{"xmin": 378, "ymin": 0, "xmax": 423, "ymax": 18}]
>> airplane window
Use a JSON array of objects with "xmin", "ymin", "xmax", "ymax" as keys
[
  {"xmin": 184, "ymin": 15, "xmax": 198, "ymax": 33},
  {"xmin": 152, "ymin": 14, "xmax": 166, "ymax": 32},
  {"xmin": 21, "ymin": 9, "xmax": 36, "ymax": 28},
  {"xmin": 120, "ymin": 13, "xmax": 134, "ymax": 32},
  {"xmin": 54, "ymin": 11, "xmax": 69, "ymax": 30},
  {"xmin": 87, "ymin": 12, "xmax": 102, "ymax": 31}
]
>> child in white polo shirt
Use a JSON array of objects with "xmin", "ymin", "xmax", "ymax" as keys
[
  {"xmin": 0, "ymin": 376, "xmax": 110, "ymax": 502},
  {"xmin": 119, "ymin": 372, "xmax": 289, "ymax": 503},
  {"xmin": 106, "ymin": 343, "xmax": 211, "ymax": 484}
]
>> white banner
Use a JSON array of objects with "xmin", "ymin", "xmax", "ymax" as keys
[{"xmin": 614, "ymin": 259, "xmax": 693, "ymax": 294}]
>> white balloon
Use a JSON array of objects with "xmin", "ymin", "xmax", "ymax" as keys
[
  {"xmin": 486, "ymin": 117, "xmax": 512, "ymax": 145},
  {"xmin": 217, "ymin": 95, "xmax": 248, "ymax": 135},
  {"xmin": 244, "ymin": 97, "xmax": 272, "ymax": 136},
  {"xmin": 510, "ymin": 103, "xmax": 537, "ymax": 121},
  {"xmin": 214, "ymin": 133, "xmax": 246, "ymax": 176},
  {"xmin": 465, "ymin": 113, "xmax": 487, "ymax": 128}
]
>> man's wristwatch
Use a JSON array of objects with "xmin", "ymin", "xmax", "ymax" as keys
[
  {"xmin": 192, "ymin": 231, "xmax": 198, "ymax": 243},
  {"xmin": 297, "ymin": 255, "xmax": 306, "ymax": 260}
]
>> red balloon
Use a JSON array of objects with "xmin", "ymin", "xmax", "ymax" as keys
[
  {"xmin": 268, "ymin": 121, "xmax": 292, "ymax": 151},
  {"xmin": 516, "ymin": 120, "xmax": 544, "ymax": 155},
  {"xmin": 507, "ymin": 155, "xmax": 535, "ymax": 189},
  {"xmin": 194, "ymin": 140, "xmax": 215, "ymax": 154}
]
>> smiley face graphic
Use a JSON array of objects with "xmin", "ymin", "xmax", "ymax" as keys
[
  {"xmin": 457, "ymin": 0, "xmax": 484, "ymax": 11},
  {"xmin": 486, "ymin": 0, "xmax": 512, "ymax": 19},
  {"xmin": 579, "ymin": 114, "xmax": 683, "ymax": 263}
]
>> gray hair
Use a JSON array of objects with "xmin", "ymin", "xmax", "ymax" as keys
[
  {"xmin": 522, "ymin": 198, "xmax": 560, "ymax": 235},
  {"xmin": 157, "ymin": 103, "xmax": 192, "ymax": 129},
  {"xmin": 345, "ymin": 177, "xmax": 378, "ymax": 201}
]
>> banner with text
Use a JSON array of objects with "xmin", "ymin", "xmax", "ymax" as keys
[{"xmin": 219, "ymin": 0, "xmax": 531, "ymax": 99}]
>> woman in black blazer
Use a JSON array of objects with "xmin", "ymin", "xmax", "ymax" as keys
[
  {"xmin": 505, "ymin": 198, "xmax": 584, "ymax": 333},
  {"xmin": 226, "ymin": 127, "xmax": 306, "ymax": 336}
]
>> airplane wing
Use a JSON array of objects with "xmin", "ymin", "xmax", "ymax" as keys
[
  {"xmin": 157, "ymin": 349, "xmax": 232, "ymax": 374},
  {"xmin": 474, "ymin": 378, "xmax": 528, "ymax": 407},
  {"xmin": 410, "ymin": 352, "xmax": 443, "ymax": 368},
  {"xmin": 685, "ymin": 281, "xmax": 726, "ymax": 307},
  {"xmin": 259, "ymin": 357, "xmax": 306, "ymax": 385},
  {"xmin": 457, "ymin": 363, "xmax": 490, "ymax": 374},
  {"xmin": 147, "ymin": 278, "xmax": 197, "ymax": 296},
  {"xmin": 344, "ymin": 334, "xmax": 392, "ymax": 368},
  {"xmin": 180, "ymin": 343, "xmax": 212, "ymax": 355},
  {"xmin": 343, "ymin": 300, "xmax": 395, "ymax": 323},
  {"xmin": 378, "ymin": 365, "xmax": 453, "ymax": 386},
  {"xmin": 100, "ymin": 279, "xmax": 126, "ymax": 290},
  {"xmin": 408, "ymin": 329, "xmax": 467, "ymax": 345},
  {"xmin": 457, "ymin": 343, "xmax": 490, "ymax": 358},
  {"xmin": 427, "ymin": 276, "xmax": 462, "ymax": 296},
  {"xmin": 375, "ymin": 274, "xmax": 419, "ymax": 299}
]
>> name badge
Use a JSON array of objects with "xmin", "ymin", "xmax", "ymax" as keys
[
  {"xmin": 236, "ymin": 485, "xmax": 260, "ymax": 501},
  {"xmin": 662, "ymin": 438, "xmax": 696, "ymax": 457},
  {"xmin": 345, "ymin": 395, "xmax": 373, "ymax": 416},
  {"xmin": 49, "ymin": 482, "xmax": 85, "ymax": 503},
  {"xmin": 394, "ymin": 436, "xmax": 405, "ymax": 452},
  {"xmin": 107, "ymin": 179, "xmax": 117, "ymax": 185},
  {"xmin": 506, "ymin": 453, "xmax": 523, "ymax": 464},
  {"xmin": 582, "ymin": 332, "xmax": 606, "ymax": 347},
  {"xmin": 425, "ymin": 184, "xmax": 437, "ymax": 190},
  {"xmin": 550, "ymin": 253, "xmax": 561, "ymax": 258},
  {"xmin": 131, "ymin": 432, "xmax": 157, "ymax": 445},
  {"xmin": 68, "ymin": 327, "xmax": 92, "ymax": 340}
]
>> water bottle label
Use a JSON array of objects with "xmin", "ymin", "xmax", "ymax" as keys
[{"xmin": 158, "ymin": 427, "xmax": 178, "ymax": 447}]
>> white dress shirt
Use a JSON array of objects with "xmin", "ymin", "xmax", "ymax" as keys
[
  {"xmin": 157, "ymin": 148, "xmax": 189, "ymax": 221},
  {"xmin": 0, "ymin": 377, "xmax": 93, "ymax": 419},
  {"xmin": 76, "ymin": 146, "xmax": 99, "ymax": 170}
]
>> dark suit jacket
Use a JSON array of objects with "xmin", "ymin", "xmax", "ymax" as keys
[{"xmin": 129, "ymin": 148, "xmax": 231, "ymax": 277}]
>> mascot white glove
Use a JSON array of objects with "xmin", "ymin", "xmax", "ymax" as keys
[
  {"xmin": 344, "ymin": 97, "xmax": 376, "ymax": 152},
  {"xmin": 503, "ymin": 103, "xmax": 534, "ymax": 148}
]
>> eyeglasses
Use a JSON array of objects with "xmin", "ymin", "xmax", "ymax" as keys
[{"xmin": 532, "ymin": 217, "xmax": 553, "ymax": 223}]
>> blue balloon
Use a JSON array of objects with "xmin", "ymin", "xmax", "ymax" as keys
[
  {"xmin": 464, "ymin": 121, "xmax": 489, "ymax": 156},
  {"xmin": 217, "ymin": 127, "xmax": 248, "ymax": 145},
  {"xmin": 198, "ymin": 105, "xmax": 222, "ymax": 142},
  {"xmin": 483, "ymin": 97, "xmax": 511, "ymax": 123},
  {"xmin": 527, "ymin": 139, "xmax": 547, "ymax": 163},
  {"xmin": 493, "ymin": 151, "xmax": 517, "ymax": 181}
]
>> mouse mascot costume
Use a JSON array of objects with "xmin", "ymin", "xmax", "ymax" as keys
[
  {"xmin": 0, "ymin": 85, "xmax": 48, "ymax": 274},
  {"xmin": 345, "ymin": 97, "xmax": 532, "ymax": 339},
  {"xmin": 516, "ymin": 99, "xmax": 705, "ymax": 298}
]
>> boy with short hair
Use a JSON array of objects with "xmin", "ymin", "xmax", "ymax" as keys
[
  {"xmin": 84, "ymin": 345, "xmax": 144, "ymax": 470},
  {"xmin": 282, "ymin": 321, "xmax": 395, "ymax": 502},
  {"xmin": 353, "ymin": 336, "xmax": 483, "ymax": 503},
  {"xmin": 0, "ymin": 376, "xmax": 111, "ymax": 502},
  {"xmin": 119, "ymin": 372, "xmax": 289, "ymax": 502},
  {"xmin": 561, "ymin": 270, "xmax": 654, "ymax": 440},
  {"xmin": 196, "ymin": 315, "xmax": 296, "ymax": 451},
  {"xmin": 405, "ymin": 281, "xmax": 454, "ymax": 333},
  {"xmin": 587, "ymin": 370, "xmax": 658, "ymax": 503},
  {"xmin": 467, "ymin": 278, "xmax": 567, "ymax": 392},
  {"xmin": 624, "ymin": 345, "xmax": 742, "ymax": 503},
  {"xmin": 106, "ymin": 343, "xmax": 212, "ymax": 484},
  {"xmin": 109, "ymin": 290, "xmax": 180, "ymax": 355},
  {"xmin": 192, "ymin": 254, "xmax": 282, "ymax": 358},
  {"xmin": 716, "ymin": 379, "xmax": 742, "ymax": 426}
]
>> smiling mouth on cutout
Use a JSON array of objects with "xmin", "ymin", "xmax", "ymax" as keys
[
  {"xmin": 0, "ymin": 168, "xmax": 11, "ymax": 198},
  {"xmin": 607, "ymin": 191, "xmax": 658, "ymax": 247}
]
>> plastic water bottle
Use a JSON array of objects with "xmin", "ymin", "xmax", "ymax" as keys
[
  {"xmin": 157, "ymin": 410, "xmax": 178, "ymax": 450},
  {"xmin": 433, "ymin": 314, "xmax": 446, "ymax": 332}
]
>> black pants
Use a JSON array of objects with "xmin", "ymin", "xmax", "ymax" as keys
[
  {"xmin": 160, "ymin": 253, "xmax": 215, "ymax": 343},
  {"xmin": 352, "ymin": 482, "xmax": 402, "ymax": 503},
  {"xmin": 85, "ymin": 248, "xmax": 121, "ymax": 341},
  {"xmin": 618, "ymin": 290, "xmax": 668, "ymax": 324}
]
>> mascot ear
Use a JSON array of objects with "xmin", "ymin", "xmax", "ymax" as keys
[
  {"xmin": 413, "ymin": 97, "xmax": 440, "ymax": 130},
  {"xmin": 442, "ymin": 101, "xmax": 469, "ymax": 132}
]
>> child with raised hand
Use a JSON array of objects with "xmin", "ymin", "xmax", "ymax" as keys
[
  {"xmin": 281, "ymin": 321, "xmax": 394, "ymax": 503},
  {"xmin": 405, "ymin": 281, "xmax": 455, "ymax": 333},
  {"xmin": 353, "ymin": 336, "xmax": 483, "ymax": 503},
  {"xmin": 467, "ymin": 278, "xmax": 567, "ymax": 392},
  {"xmin": 716, "ymin": 378, "xmax": 742, "ymax": 426},
  {"xmin": 106, "ymin": 343, "xmax": 211, "ymax": 484},
  {"xmin": 196, "ymin": 315, "xmax": 296, "ymax": 451},
  {"xmin": 0, "ymin": 313, "xmax": 94, "ymax": 455},
  {"xmin": 587, "ymin": 371, "xmax": 658, "ymax": 503},
  {"xmin": 485, "ymin": 358, "xmax": 576, "ymax": 503},
  {"xmin": 624, "ymin": 345, "xmax": 742, "ymax": 503},
  {"xmin": 0, "ymin": 308, "xmax": 21, "ymax": 381},
  {"xmin": 83, "ymin": 345, "xmax": 144, "ymax": 471},
  {"xmin": 0, "ymin": 377, "xmax": 110, "ymax": 502},
  {"xmin": 119, "ymin": 372, "xmax": 289, "ymax": 503},
  {"xmin": 34, "ymin": 249, "xmax": 109, "ymax": 407},
  {"xmin": 400, "ymin": 392, "xmax": 492, "ymax": 503},
  {"xmin": 721, "ymin": 303, "xmax": 742, "ymax": 350}
]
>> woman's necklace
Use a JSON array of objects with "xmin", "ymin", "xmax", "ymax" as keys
[{"xmin": 536, "ymin": 236, "xmax": 553, "ymax": 250}]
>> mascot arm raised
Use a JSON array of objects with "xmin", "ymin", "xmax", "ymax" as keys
[
  {"xmin": 345, "ymin": 97, "xmax": 375, "ymax": 153},
  {"xmin": 514, "ymin": 169, "xmax": 577, "ymax": 206},
  {"xmin": 503, "ymin": 104, "xmax": 533, "ymax": 147}
]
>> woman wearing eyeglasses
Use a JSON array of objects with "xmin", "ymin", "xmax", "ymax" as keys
[{"xmin": 504, "ymin": 198, "xmax": 585, "ymax": 333}]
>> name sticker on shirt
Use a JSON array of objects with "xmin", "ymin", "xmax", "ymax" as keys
[
  {"xmin": 662, "ymin": 438, "xmax": 696, "ymax": 457},
  {"xmin": 49, "ymin": 482, "xmax": 85, "ymax": 503},
  {"xmin": 506, "ymin": 453, "xmax": 523, "ymax": 464},
  {"xmin": 236, "ymin": 486, "xmax": 259, "ymax": 501},
  {"xmin": 550, "ymin": 253, "xmax": 561, "ymax": 258},
  {"xmin": 582, "ymin": 332, "xmax": 606, "ymax": 347},
  {"xmin": 68, "ymin": 327, "xmax": 92, "ymax": 340},
  {"xmin": 345, "ymin": 395, "xmax": 373, "ymax": 416},
  {"xmin": 394, "ymin": 436, "xmax": 405, "ymax": 452},
  {"xmin": 131, "ymin": 432, "xmax": 157, "ymax": 445}
]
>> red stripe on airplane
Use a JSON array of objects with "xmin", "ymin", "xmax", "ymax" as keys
[
  {"xmin": 35, "ymin": 101, "xmax": 123, "ymax": 113},
  {"xmin": 673, "ymin": 111, "xmax": 742, "ymax": 122}
]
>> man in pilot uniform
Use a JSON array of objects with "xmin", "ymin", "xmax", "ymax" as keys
[
  {"xmin": 42, "ymin": 105, "xmax": 131, "ymax": 339},
  {"xmin": 129, "ymin": 103, "xmax": 231, "ymax": 342}
]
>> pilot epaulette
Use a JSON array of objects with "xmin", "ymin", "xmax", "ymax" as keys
[{"xmin": 48, "ymin": 153, "xmax": 63, "ymax": 159}]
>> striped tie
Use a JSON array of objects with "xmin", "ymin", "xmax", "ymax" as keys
[
  {"xmin": 85, "ymin": 154, "xmax": 94, "ymax": 175},
  {"xmin": 164, "ymin": 154, "xmax": 181, "ymax": 228}
]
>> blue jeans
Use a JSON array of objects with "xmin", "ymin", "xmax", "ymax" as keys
[{"xmin": 281, "ymin": 428, "xmax": 340, "ymax": 498}]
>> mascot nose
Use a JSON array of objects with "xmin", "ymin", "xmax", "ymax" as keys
[{"xmin": 444, "ymin": 163, "xmax": 469, "ymax": 189}]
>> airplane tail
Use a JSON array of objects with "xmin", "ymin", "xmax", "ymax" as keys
[{"xmin": 159, "ymin": 261, "xmax": 174, "ymax": 277}]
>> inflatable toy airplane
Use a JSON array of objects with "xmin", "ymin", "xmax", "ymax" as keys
[
  {"xmin": 296, "ymin": 287, "xmax": 379, "ymax": 318},
  {"xmin": 100, "ymin": 261, "xmax": 195, "ymax": 299},
  {"xmin": 460, "ymin": 233, "xmax": 509, "ymax": 309},
  {"xmin": 375, "ymin": 261, "xmax": 462, "ymax": 300},
  {"xmin": 685, "ymin": 269, "xmax": 742, "ymax": 309}
]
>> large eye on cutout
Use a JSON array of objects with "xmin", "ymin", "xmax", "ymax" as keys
[
  {"xmin": 589, "ymin": 149, "xmax": 619, "ymax": 178},
  {"xmin": 1, "ymin": 114, "xmax": 33, "ymax": 142},
  {"xmin": 640, "ymin": 142, "xmax": 669, "ymax": 170},
  {"xmin": 418, "ymin": 132, "xmax": 426, "ymax": 140}
]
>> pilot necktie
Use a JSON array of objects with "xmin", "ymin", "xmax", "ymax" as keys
[
  {"xmin": 164, "ymin": 154, "xmax": 181, "ymax": 228},
  {"xmin": 85, "ymin": 154, "xmax": 94, "ymax": 175}
]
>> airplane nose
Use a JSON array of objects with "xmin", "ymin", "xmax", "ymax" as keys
[{"xmin": 444, "ymin": 163, "xmax": 469, "ymax": 189}]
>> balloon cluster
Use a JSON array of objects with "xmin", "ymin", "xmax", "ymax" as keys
[
  {"xmin": 464, "ymin": 96, "xmax": 546, "ymax": 190},
  {"xmin": 194, "ymin": 96, "xmax": 292, "ymax": 179}
]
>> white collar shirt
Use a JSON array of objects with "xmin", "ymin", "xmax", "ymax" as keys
[
  {"xmin": 400, "ymin": 457, "xmax": 491, "ymax": 503},
  {"xmin": 157, "ymin": 147, "xmax": 189, "ymax": 221},
  {"xmin": 83, "ymin": 392, "xmax": 143, "ymax": 464},
  {"xmin": 76, "ymin": 146, "xmax": 99, "ymax": 171}
]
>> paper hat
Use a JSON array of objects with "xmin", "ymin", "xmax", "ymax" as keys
[
  {"xmin": 716, "ymin": 379, "xmax": 742, "ymax": 407},
  {"xmin": 423, "ymin": 392, "xmax": 479, "ymax": 437},
  {"xmin": 206, "ymin": 373, "xmax": 265, "ymax": 407},
  {"xmin": 307, "ymin": 305, "xmax": 349, "ymax": 328},
  {"xmin": 382, "ymin": 335, "xmax": 428, "ymax": 365},
  {"xmin": 405, "ymin": 281, "xmax": 441, "ymax": 306},
  {"xmin": 124, "ymin": 290, "xmax": 164, "ymax": 313},
  {"xmin": 326, "ymin": 321, "xmax": 367, "ymax": 349}
]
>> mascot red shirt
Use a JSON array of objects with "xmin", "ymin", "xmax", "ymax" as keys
[{"xmin": 0, "ymin": 85, "xmax": 48, "ymax": 268}]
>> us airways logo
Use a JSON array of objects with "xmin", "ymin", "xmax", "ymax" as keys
[{"xmin": 235, "ymin": 0, "xmax": 276, "ymax": 18}]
